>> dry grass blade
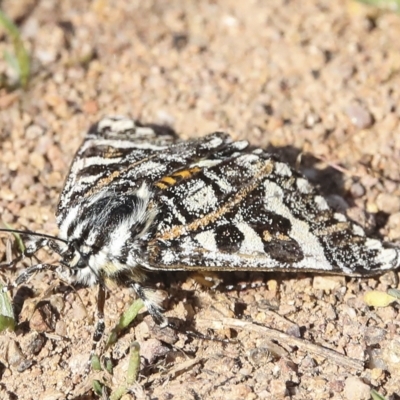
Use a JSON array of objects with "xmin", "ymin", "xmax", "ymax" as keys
[
  {"xmin": 146, "ymin": 356, "xmax": 205, "ymax": 385},
  {"xmin": 197, "ymin": 317, "xmax": 365, "ymax": 371}
]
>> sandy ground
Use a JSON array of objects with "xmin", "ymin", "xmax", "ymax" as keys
[{"xmin": 0, "ymin": 0, "xmax": 400, "ymax": 399}]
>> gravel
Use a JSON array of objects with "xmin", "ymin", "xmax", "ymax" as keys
[{"xmin": 0, "ymin": 0, "xmax": 400, "ymax": 399}]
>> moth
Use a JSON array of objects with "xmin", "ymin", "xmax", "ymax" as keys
[{"xmin": 1, "ymin": 116, "xmax": 400, "ymax": 346}]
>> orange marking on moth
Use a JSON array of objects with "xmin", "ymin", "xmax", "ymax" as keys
[
  {"xmin": 155, "ymin": 166, "xmax": 202, "ymax": 190},
  {"xmin": 154, "ymin": 182, "xmax": 168, "ymax": 190},
  {"xmin": 160, "ymin": 176, "xmax": 177, "ymax": 185},
  {"xmin": 172, "ymin": 166, "xmax": 201, "ymax": 179},
  {"xmin": 155, "ymin": 160, "xmax": 274, "ymax": 241}
]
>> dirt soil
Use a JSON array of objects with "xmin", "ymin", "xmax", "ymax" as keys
[{"xmin": 0, "ymin": 0, "xmax": 400, "ymax": 399}]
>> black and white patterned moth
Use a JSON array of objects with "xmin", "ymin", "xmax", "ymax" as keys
[{"xmin": 1, "ymin": 116, "xmax": 400, "ymax": 341}]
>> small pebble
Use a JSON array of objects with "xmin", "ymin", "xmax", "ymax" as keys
[
  {"xmin": 365, "ymin": 327, "xmax": 387, "ymax": 346},
  {"xmin": 70, "ymin": 301, "xmax": 88, "ymax": 321},
  {"xmin": 304, "ymin": 112, "xmax": 320, "ymax": 128},
  {"xmin": 25, "ymin": 124, "xmax": 45, "ymax": 140},
  {"xmin": 26, "ymin": 332, "xmax": 46, "ymax": 355},
  {"xmin": 29, "ymin": 153, "xmax": 46, "ymax": 171},
  {"xmin": 387, "ymin": 212, "xmax": 400, "ymax": 240},
  {"xmin": 345, "ymin": 103, "xmax": 373, "ymax": 129},
  {"xmin": 350, "ymin": 182, "xmax": 366, "ymax": 198},
  {"xmin": 366, "ymin": 348, "xmax": 387, "ymax": 370},
  {"xmin": 376, "ymin": 193, "xmax": 400, "ymax": 214},
  {"xmin": 7, "ymin": 340, "xmax": 25, "ymax": 368},
  {"xmin": 343, "ymin": 377, "xmax": 371, "ymax": 400},
  {"xmin": 55, "ymin": 320, "xmax": 67, "ymax": 337},
  {"xmin": 382, "ymin": 340, "xmax": 400, "ymax": 375},
  {"xmin": 39, "ymin": 391, "xmax": 65, "ymax": 400},
  {"xmin": 313, "ymin": 276, "xmax": 345, "ymax": 292},
  {"xmin": 139, "ymin": 338, "xmax": 169, "ymax": 365}
]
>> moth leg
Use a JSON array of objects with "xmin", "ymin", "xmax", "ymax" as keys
[
  {"xmin": 0, "ymin": 254, "xmax": 23, "ymax": 269},
  {"xmin": 88, "ymin": 283, "xmax": 166, "ymax": 372},
  {"xmin": 88, "ymin": 284, "xmax": 106, "ymax": 370},
  {"xmin": 11, "ymin": 238, "xmax": 47, "ymax": 267},
  {"xmin": 1, "ymin": 263, "xmax": 59, "ymax": 292},
  {"xmin": 130, "ymin": 283, "xmax": 231, "ymax": 344},
  {"xmin": 1, "ymin": 237, "xmax": 65, "ymax": 269},
  {"xmin": 131, "ymin": 282, "xmax": 167, "ymax": 327}
]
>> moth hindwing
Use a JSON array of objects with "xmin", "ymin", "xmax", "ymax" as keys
[{"xmin": 2, "ymin": 116, "xmax": 400, "ymax": 346}]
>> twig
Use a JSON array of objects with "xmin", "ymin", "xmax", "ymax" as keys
[
  {"xmin": 146, "ymin": 356, "xmax": 204, "ymax": 384},
  {"xmin": 196, "ymin": 317, "xmax": 365, "ymax": 371}
]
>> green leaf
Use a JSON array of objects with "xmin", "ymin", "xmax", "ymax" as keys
[
  {"xmin": 355, "ymin": 0, "xmax": 400, "ymax": 12},
  {"xmin": 2, "ymin": 220, "xmax": 25, "ymax": 253},
  {"xmin": 104, "ymin": 357, "xmax": 113, "ymax": 374},
  {"xmin": 92, "ymin": 380, "xmax": 104, "ymax": 396},
  {"xmin": 126, "ymin": 342, "xmax": 140, "ymax": 385},
  {"xmin": 387, "ymin": 288, "xmax": 400, "ymax": 299},
  {"xmin": 91, "ymin": 354, "xmax": 102, "ymax": 371},
  {"xmin": 0, "ymin": 281, "xmax": 15, "ymax": 332},
  {"xmin": 109, "ymin": 387, "xmax": 127, "ymax": 400},
  {"xmin": 3, "ymin": 49, "xmax": 19, "ymax": 72},
  {"xmin": 371, "ymin": 389, "xmax": 388, "ymax": 400},
  {"xmin": 106, "ymin": 299, "xmax": 144, "ymax": 348},
  {"xmin": 0, "ymin": 9, "xmax": 30, "ymax": 89}
]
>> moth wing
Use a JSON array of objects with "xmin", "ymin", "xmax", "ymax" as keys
[
  {"xmin": 145, "ymin": 152, "xmax": 400, "ymax": 276},
  {"xmin": 56, "ymin": 116, "xmax": 235, "ymax": 223}
]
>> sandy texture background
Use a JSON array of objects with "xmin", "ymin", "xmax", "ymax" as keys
[{"xmin": 0, "ymin": 1, "xmax": 400, "ymax": 399}]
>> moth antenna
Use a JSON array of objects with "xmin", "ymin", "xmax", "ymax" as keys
[{"xmin": 0, "ymin": 228, "xmax": 68, "ymax": 245}]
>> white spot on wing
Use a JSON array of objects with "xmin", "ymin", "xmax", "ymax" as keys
[
  {"xmin": 352, "ymin": 224, "xmax": 365, "ymax": 237},
  {"xmin": 191, "ymin": 159, "xmax": 223, "ymax": 168},
  {"xmin": 71, "ymin": 156, "xmax": 123, "ymax": 179},
  {"xmin": 296, "ymin": 178, "xmax": 313, "ymax": 194},
  {"xmin": 203, "ymin": 169, "xmax": 233, "ymax": 193},
  {"xmin": 195, "ymin": 231, "xmax": 218, "ymax": 251},
  {"xmin": 136, "ymin": 182, "xmax": 151, "ymax": 199},
  {"xmin": 314, "ymin": 196, "xmax": 329, "ymax": 211},
  {"xmin": 80, "ymin": 138, "xmax": 168, "ymax": 153},
  {"xmin": 334, "ymin": 213, "xmax": 347, "ymax": 222},
  {"xmin": 183, "ymin": 184, "xmax": 218, "ymax": 213},
  {"xmin": 375, "ymin": 248, "xmax": 400, "ymax": 268},
  {"xmin": 208, "ymin": 137, "xmax": 223, "ymax": 148},
  {"xmin": 236, "ymin": 222, "xmax": 265, "ymax": 254},
  {"xmin": 161, "ymin": 249, "xmax": 177, "ymax": 265},
  {"xmin": 233, "ymin": 140, "xmax": 248, "ymax": 150},
  {"xmin": 262, "ymin": 180, "xmax": 334, "ymax": 271},
  {"xmin": 240, "ymin": 154, "xmax": 259, "ymax": 164},
  {"xmin": 160, "ymin": 194, "xmax": 187, "ymax": 225},
  {"xmin": 365, "ymin": 238, "xmax": 381, "ymax": 250},
  {"xmin": 275, "ymin": 162, "xmax": 292, "ymax": 177},
  {"xmin": 98, "ymin": 117, "xmax": 135, "ymax": 132}
]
